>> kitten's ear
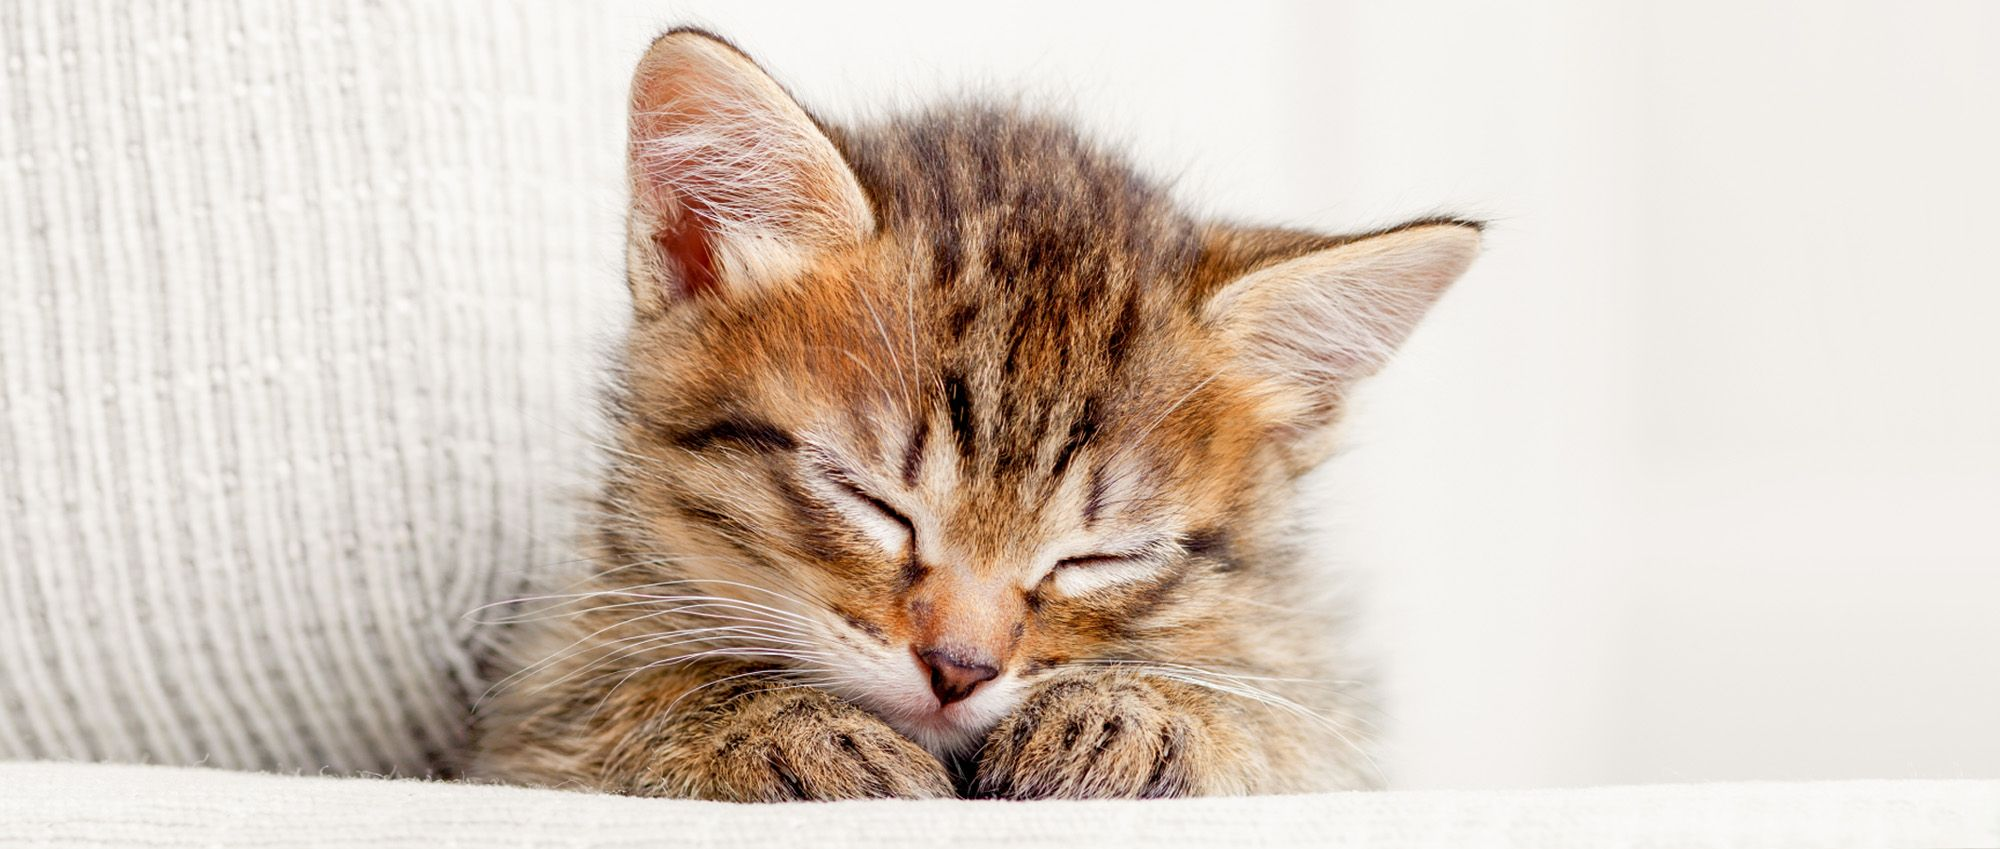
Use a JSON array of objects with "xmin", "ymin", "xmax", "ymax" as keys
[
  {"xmin": 1201, "ymin": 219, "xmax": 1481, "ymax": 467},
  {"xmin": 625, "ymin": 29, "xmax": 874, "ymax": 316}
]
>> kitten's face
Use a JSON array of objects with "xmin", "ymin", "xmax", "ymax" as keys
[
  {"xmin": 604, "ymin": 31, "xmax": 1478, "ymax": 755},
  {"xmin": 619, "ymin": 222, "xmax": 1275, "ymax": 752}
]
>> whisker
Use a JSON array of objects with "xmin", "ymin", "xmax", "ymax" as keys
[
  {"xmin": 474, "ymin": 597, "xmax": 822, "ymax": 709},
  {"xmin": 588, "ymin": 648, "xmax": 837, "ymax": 722},
  {"xmin": 473, "ymin": 587, "xmax": 821, "ymax": 631},
  {"xmin": 479, "ymin": 605, "xmax": 817, "ymax": 697},
  {"xmin": 533, "ymin": 636, "xmax": 836, "ymax": 703}
]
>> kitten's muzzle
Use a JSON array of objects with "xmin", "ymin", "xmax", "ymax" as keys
[
  {"xmin": 902, "ymin": 568, "xmax": 1022, "ymax": 708},
  {"xmin": 914, "ymin": 646, "xmax": 999, "ymax": 706}
]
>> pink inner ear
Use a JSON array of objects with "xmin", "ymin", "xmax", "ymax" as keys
[
  {"xmin": 629, "ymin": 90, "xmax": 724, "ymax": 302},
  {"xmin": 652, "ymin": 214, "xmax": 720, "ymax": 301},
  {"xmin": 624, "ymin": 32, "xmax": 874, "ymax": 307}
]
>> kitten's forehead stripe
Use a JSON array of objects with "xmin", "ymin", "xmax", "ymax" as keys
[
  {"xmin": 899, "ymin": 418, "xmax": 930, "ymax": 488},
  {"xmin": 946, "ymin": 302, "xmax": 980, "ymax": 337},
  {"xmin": 834, "ymin": 107, "xmax": 1215, "ymax": 506},
  {"xmin": 942, "ymin": 371, "xmax": 978, "ymax": 464},
  {"xmin": 1047, "ymin": 397, "xmax": 1099, "ymax": 482},
  {"xmin": 1104, "ymin": 288, "xmax": 1141, "ymax": 372},
  {"xmin": 931, "ymin": 217, "xmax": 962, "ymax": 285},
  {"xmin": 1083, "ymin": 464, "xmax": 1109, "ymax": 528}
]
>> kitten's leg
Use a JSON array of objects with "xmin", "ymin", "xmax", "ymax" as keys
[
  {"xmin": 970, "ymin": 670, "xmax": 1264, "ymax": 799},
  {"xmin": 473, "ymin": 665, "xmax": 953, "ymax": 801}
]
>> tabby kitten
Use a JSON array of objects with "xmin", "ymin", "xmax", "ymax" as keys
[{"xmin": 469, "ymin": 29, "xmax": 1479, "ymax": 801}]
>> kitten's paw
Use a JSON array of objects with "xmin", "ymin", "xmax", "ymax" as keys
[
  {"xmin": 653, "ymin": 686, "xmax": 953, "ymax": 801},
  {"xmin": 972, "ymin": 672, "xmax": 1220, "ymax": 799}
]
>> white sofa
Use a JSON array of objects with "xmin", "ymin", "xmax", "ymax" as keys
[
  {"xmin": 3, "ymin": 2, "xmax": 1997, "ymax": 845},
  {"xmin": 1, "ymin": 762, "xmax": 1995, "ymax": 848}
]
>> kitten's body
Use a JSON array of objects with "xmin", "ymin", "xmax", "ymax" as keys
[{"xmin": 469, "ymin": 30, "xmax": 1476, "ymax": 800}]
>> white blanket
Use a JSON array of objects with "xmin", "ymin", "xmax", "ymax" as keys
[{"xmin": 1, "ymin": 763, "xmax": 1995, "ymax": 848}]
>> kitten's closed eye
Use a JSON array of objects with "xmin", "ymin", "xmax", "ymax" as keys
[
  {"xmin": 816, "ymin": 465, "xmax": 916, "ymax": 554},
  {"xmin": 835, "ymin": 477, "xmax": 912, "ymax": 532},
  {"xmin": 1052, "ymin": 553, "xmax": 1138, "ymax": 571},
  {"xmin": 1043, "ymin": 542, "xmax": 1177, "ymax": 597}
]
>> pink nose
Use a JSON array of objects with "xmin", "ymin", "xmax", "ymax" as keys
[{"xmin": 915, "ymin": 647, "xmax": 999, "ymax": 706}]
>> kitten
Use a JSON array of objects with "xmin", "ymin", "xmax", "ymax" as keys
[{"xmin": 468, "ymin": 28, "xmax": 1479, "ymax": 801}]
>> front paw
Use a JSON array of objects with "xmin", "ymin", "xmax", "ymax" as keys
[
  {"xmin": 649, "ymin": 686, "xmax": 953, "ymax": 801},
  {"xmin": 972, "ymin": 672, "xmax": 1226, "ymax": 799}
]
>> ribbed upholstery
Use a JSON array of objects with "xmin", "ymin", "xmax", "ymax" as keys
[
  {"xmin": 0, "ymin": 0, "xmax": 636, "ymax": 773},
  {"xmin": 6, "ymin": 764, "xmax": 2000, "ymax": 849}
]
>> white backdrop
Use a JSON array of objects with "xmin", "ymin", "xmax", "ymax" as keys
[{"xmin": 621, "ymin": 0, "xmax": 2000, "ymax": 788}]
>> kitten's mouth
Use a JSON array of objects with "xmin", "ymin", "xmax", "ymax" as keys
[
  {"xmin": 903, "ymin": 701, "xmax": 978, "ymax": 729},
  {"xmin": 840, "ymin": 671, "xmax": 1018, "ymax": 757},
  {"xmin": 880, "ymin": 702, "xmax": 999, "ymax": 757}
]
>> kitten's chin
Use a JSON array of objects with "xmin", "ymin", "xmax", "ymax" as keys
[
  {"xmin": 839, "ymin": 677, "xmax": 1023, "ymax": 757},
  {"xmin": 884, "ymin": 704, "xmax": 1002, "ymax": 758}
]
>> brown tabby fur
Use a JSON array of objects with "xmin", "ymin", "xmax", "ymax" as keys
[{"xmin": 467, "ymin": 28, "xmax": 1479, "ymax": 801}]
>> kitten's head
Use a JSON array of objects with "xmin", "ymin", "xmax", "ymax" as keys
[{"xmin": 604, "ymin": 30, "xmax": 1479, "ymax": 755}]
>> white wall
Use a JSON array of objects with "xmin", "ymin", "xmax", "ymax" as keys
[{"xmin": 624, "ymin": 0, "xmax": 2000, "ymax": 788}]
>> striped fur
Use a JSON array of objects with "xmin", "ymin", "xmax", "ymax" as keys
[{"xmin": 470, "ymin": 28, "xmax": 1480, "ymax": 800}]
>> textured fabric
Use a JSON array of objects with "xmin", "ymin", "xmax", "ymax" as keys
[
  {"xmin": 0, "ymin": 1, "xmax": 640, "ymax": 772},
  {"xmin": 0, "ymin": 764, "xmax": 1995, "ymax": 849}
]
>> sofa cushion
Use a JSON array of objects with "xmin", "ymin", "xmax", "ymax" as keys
[{"xmin": 0, "ymin": 0, "xmax": 636, "ymax": 772}]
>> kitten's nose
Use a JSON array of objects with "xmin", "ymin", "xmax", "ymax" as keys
[{"xmin": 915, "ymin": 647, "xmax": 999, "ymax": 706}]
